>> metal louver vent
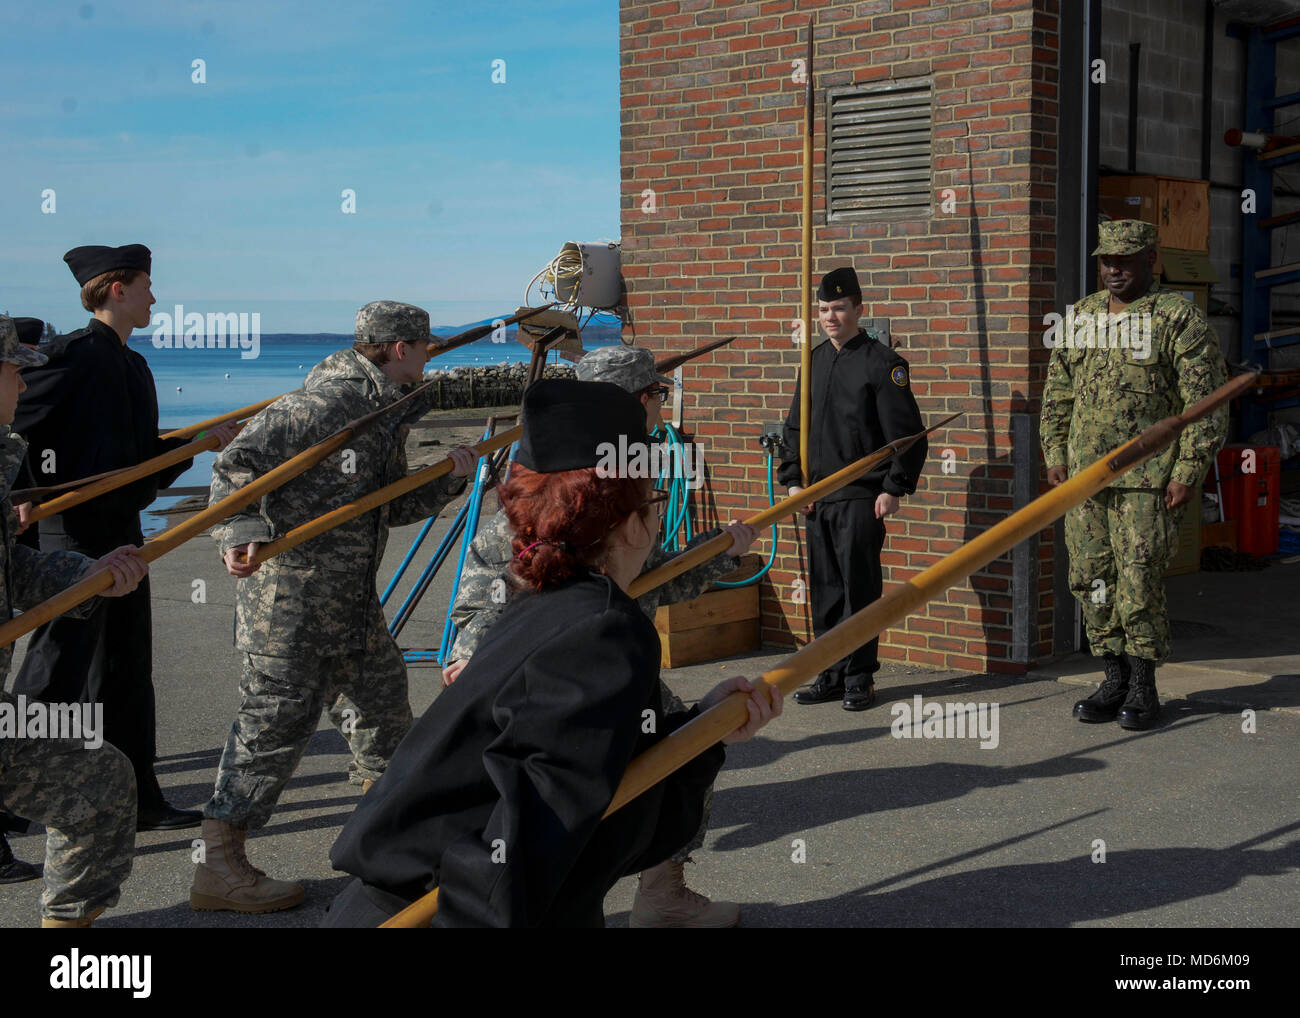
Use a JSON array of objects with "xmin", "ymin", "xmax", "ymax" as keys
[{"xmin": 826, "ymin": 79, "xmax": 933, "ymax": 220}]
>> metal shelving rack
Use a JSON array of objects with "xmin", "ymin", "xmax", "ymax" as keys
[{"xmin": 1235, "ymin": 15, "xmax": 1300, "ymax": 447}]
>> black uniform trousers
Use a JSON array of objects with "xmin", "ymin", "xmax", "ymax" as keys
[
  {"xmin": 12, "ymin": 516, "xmax": 163, "ymax": 808},
  {"xmin": 807, "ymin": 497, "xmax": 886, "ymax": 688}
]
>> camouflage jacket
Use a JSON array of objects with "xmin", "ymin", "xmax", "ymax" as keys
[
  {"xmin": 0, "ymin": 427, "xmax": 97, "ymax": 680},
  {"xmin": 209, "ymin": 349, "xmax": 467, "ymax": 658},
  {"xmin": 1041, "ymin": 282, "xmax": 1228, "ymax": 489},
  {"xmin": 448, "ymin": 507, "xmax": 736, "ymax": 661}
]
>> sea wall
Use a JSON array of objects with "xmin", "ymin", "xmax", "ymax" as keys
[{"xmin": 424, "ymin": 362, "xmax": 576, "ymax": 410}]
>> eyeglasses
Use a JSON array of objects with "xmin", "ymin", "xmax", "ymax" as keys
[
  {"xmin": 641, "ymin": 385, "xmax": 671, "ymax": 405},
  {"xmin": 639, "ymin": 488, "xmax": 670, "ymax": 517},
  {"xmin": 583, "ymin": 488, "xmax": 670, "ymax": 550}
]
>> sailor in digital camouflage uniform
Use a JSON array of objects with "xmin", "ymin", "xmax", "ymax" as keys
[
  {"xmin": 442, "ymin": 344, "xmax": 758, "ymax": 928},
  {"xmin": 192, "ymin": 301, "xmax": 475, "ymax": 913},
  {"xmin": 1041, "ymin": 220, "xmax": 1227, "ymax": 730},
  {"xmin": 0, "ymin": 314, "xmax": 147, "ymax": 928}
]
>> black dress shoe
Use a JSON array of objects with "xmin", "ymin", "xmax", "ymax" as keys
[
  {"xmin": 794, "ymin": 675, "xmax": 845, "ymax": 705},
  {"xmin": 136, "ymin": 804, "xmax": 203, "ymax": 832},
  {"xmin": 842, "ymin": 685, "xmax": 876, "ymax": 712},
  {"xmin": 0, "ymin": 834, "xmax": 39, "ymax": 884}
]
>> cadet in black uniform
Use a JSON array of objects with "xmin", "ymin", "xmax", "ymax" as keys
[
  {"xmin": 779, "ymin": 266, "xmax": 928, "ymax": 711},
  {"xmin": 324, "ymin": 379, "xmax": 781, "ymax": 927},
  {"xmin": 11, "ymin": 244, "xmax": 236, "ymax": 830}
]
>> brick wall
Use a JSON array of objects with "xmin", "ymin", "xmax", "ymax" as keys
[{"xmin": 621, "ymin": 0, "xmax": 1062, "ymax": 673}]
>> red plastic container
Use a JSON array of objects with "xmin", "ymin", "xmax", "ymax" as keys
[{"xmin": 1213, "ymin": 444, "xmax": 1281, "ymax": 556}]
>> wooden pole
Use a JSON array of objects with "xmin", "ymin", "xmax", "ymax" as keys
[
  {"xmin": 380, "ymin": 370, "xmax": 1254, "ymax": 928},
  {"xmin": 241, "ymin": 426, "xmax": 522, "ymax": 567},
  {"xmin": 799, "ymin": 14, "xmax": 814, "ymax": 488},
  {"xmin": 152, "ymin": 306, "xmax": 551, "ymax": 446},
  {"xmin": 425, "ymin": 305, "xmax": 555, "ymax": 362},
  {"xmin": 25, "ymin": 425, "xmax": 246, "ymax": 523},
  {"xmin": 627, "ymin": 412, "xmax": 960, "ymax": 600},
  {"xmin": 0, "ymin": 387, "xmax": 437, "ymax": 650},
  {"xmin": 161, "ymin": 396, "xmax": 281, "ymax": 441}
]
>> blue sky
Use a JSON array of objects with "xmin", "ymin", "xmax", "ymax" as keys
[{"xmin": 0, "ymin": 0, "xmax": 618, "ymax": 333}]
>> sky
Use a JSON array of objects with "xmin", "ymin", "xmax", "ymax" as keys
[{"xmin": 0, "ymin": 0, "xmax": 619, "ymax": 333}]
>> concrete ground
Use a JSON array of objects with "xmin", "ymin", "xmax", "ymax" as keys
[{"xmin": 2, "ymin": 473, "xmax": 1297, "ymax": 928}]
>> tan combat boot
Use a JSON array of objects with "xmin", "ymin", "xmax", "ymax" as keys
[
  {"xmin": 41, "ymin": 907, "xmax": 104, "ymax": 928},
  {"xmin": 629, "ymin": 858, "xmax": 741, "ymax": 928},
  {"xmin": 360, "ymin": 779, "xmax": 375, "ymax": 794},
  {"xmin": 190, "ymin": 818, "xmax": 304, "ymax": 913}
]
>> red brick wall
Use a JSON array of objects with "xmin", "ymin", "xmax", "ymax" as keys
[{"xmin": 620, "ymin": 0, "xmax": 1062, "ymax": 673}]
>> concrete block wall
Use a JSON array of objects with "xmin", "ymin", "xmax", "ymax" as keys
[{"xmin": 620, "ymin": 0, "xmax": 1063, "ymax": 673}]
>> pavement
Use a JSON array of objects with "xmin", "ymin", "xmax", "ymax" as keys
[{"xmin": 2, "ymin": 462, "xmax": 1298, "ymax": 928}]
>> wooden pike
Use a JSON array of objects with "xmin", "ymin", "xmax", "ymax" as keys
[
  {"xmin": 425, "ymin": 305, "xmax": 555, "ymax": 361},
  {"xmin": 653, "ymin": 335, "xmax": 740, "ymax": 374},
  {"xmin": 238, "ymin": 425, "xmax": 523, "ymax": 567},
  {"xmin": 799, "ymin": 14, "xmax": 815, "ymax": 488},
  {"xmin": 627, "ymin": 411, "xmax": 961, "ymax": 600},
  {"xmin": 20, "ymin": 424, "xmax": 247, "ymax": 522},
  {"xmin": 236, "ymin": 328, "xmax": 743, "ymax": 562},
  {"xmin": 12, "ymin": 307, "xmax": 554, "ymax": 517},
  {"xmin": 381, "ymin": 369, "xmax": 1255, "ymax": 928},
  {"xmin": 0, "ymin": 384, "xmax": 441, "ymax": 651},
  {"xmin": 237, "ymin": 332, "xmax": 746, "ymax": 567},
  {"xmin": 161, "ymin": 396, "xmax": 282, "ymax": 441}
]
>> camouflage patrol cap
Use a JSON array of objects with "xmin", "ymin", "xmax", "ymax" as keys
[
  {"xmin": 0, "ymin": 315, "xmax": 48, "ymax": 369},
  {"xmin": 354, "ymin": 301, "xmax": 431, "ymax": 345},
  {"xmin": 575, "ymin": 345, "xmax": 671, "ymax": 394},
  {"xmin": 1093, "ymin": 219, "xmax": 1158, "ymax": 256}
]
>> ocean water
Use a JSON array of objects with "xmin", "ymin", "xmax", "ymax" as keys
[{"xmin": 133, "ymin": 333, "xmax": 607, "ymax": 531}]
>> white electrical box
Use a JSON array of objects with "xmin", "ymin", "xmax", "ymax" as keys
[{"xmin": 554, "ymin": 241, "xmax": 622, "ymax": 309}]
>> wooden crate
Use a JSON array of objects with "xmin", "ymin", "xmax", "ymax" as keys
[
  {"xmin": 654, "ymin": 586, "xmax": 759, "ymax": 669},
  {"xmin": 1098, "ymin": 175, "xmax": 1211, "ymax": 273},
  {"xmin": 1201, "ymin": 519, "xmax": 1238, "ymax": 552},
  {"xmin": 1159, "ymin": 248, "xmax": 1217, "ymax": 314}
]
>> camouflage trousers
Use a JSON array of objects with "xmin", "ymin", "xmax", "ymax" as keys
[
  {"xmin": 205, "ymin": 625, "xmax": 412, "ymax": 830},
  {"xmin": 1065, "ymin": 487, "xmax": 1185, "ymax": 663},
  {"xmin": 0, "ymin": 704, "xmax": 136, "ymax": 920},
  {"xmin": 660, "ymin": 680, "xmax": 711, "ymax": 863}
]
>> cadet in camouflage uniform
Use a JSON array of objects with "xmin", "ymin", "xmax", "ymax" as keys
[
  {"xmin": 192, "ymin": 301, "xmax": 475, "ymax": 913},
  {"xmin": 0, "ymin": 314, "xmax": 147, "ymax": 927},
  {"xmin": 442, "ymin": 344, "xmax": 759, "ymax": 928},
  {"xmin": 1041, "ymin": 221, "xmax": 1228, "ymax": 730}
]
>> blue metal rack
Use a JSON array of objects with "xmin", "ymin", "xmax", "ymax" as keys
[{"xmin": 1236, "ymin": 16, "xmax": 1300, "ymax": 439}]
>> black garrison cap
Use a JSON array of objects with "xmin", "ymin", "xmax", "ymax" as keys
[
  {"xmin": 12, "ymin": 318, "xmax": 44, "ymax": 345},
  {"xmin": 515, "ymin": 378, "xmax": 648, "ymax": 474},
  {"xmin": 817, "ymin": 266, "xmax": 862, "ymax": 302},
  {"xmin": 63, "ymin": 244, "xmax": 152, "ymax": 286}
]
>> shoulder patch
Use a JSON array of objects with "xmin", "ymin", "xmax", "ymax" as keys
[{"xmin": 890, "ymin": 364, "xmax": 909, "ymax": 388}]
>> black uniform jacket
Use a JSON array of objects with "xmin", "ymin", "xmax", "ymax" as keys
[
  {"xmin": 330, "ymin": 570, "xmax": 726, "ymax": 927},
  {"xmin": 14, "ymin": 318, "xmax": 191, "ymax": 546},
  {"xmin": 778, "ymin": 329, "xmax": 927, "ymax": 500}
]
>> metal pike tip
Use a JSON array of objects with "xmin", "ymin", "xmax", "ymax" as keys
[
  {"xmin": 655, "ymin": 335, "xmax": 739, "ymax": 373},
  {"xmin": 889, "ymin": 410, "xmax": 963, "ymax": 456}
]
